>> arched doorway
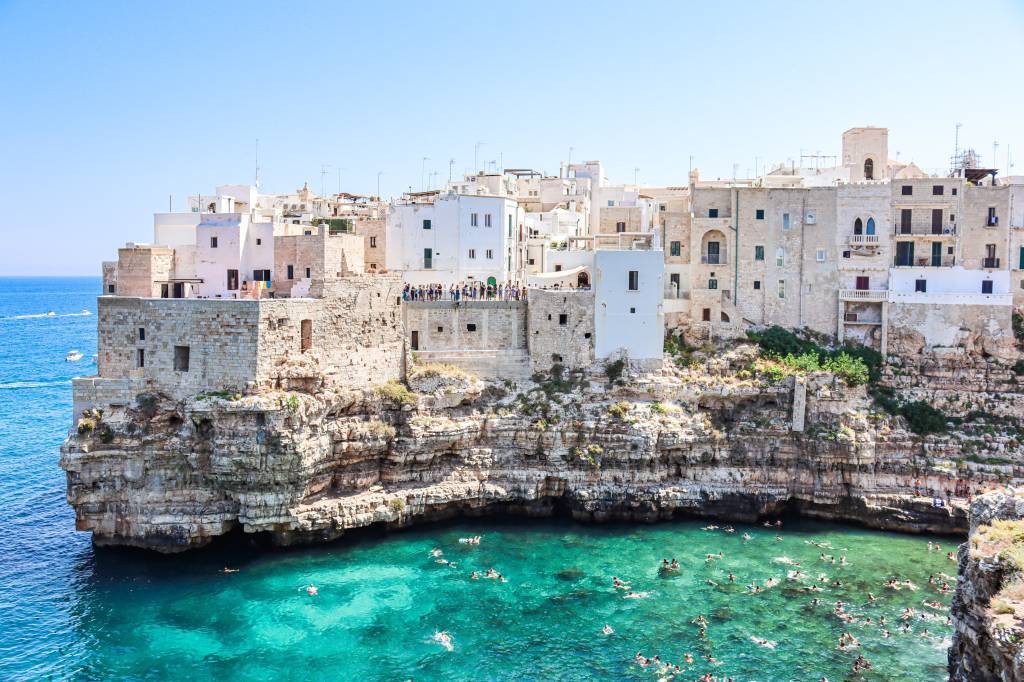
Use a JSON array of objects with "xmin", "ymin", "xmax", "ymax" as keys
[
  {"xmin": 700, "ymin": 229, "xmax": 727, "ymax": 264},
  {"xmin": 854, "ymin": 218, "xmax": 863, "ymax": 235},
  {"xmin": 866, "ymin": 217, "xmax": 876, "ymax": 235},
  {"xmin": 863, "ymin": 158, "xmax": 874, "ymax": 180},
  {"xmin": 577, "ymin": 271, "xmax": 590, "ymax": 288}
]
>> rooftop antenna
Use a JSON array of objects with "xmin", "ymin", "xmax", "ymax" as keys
[
  {"xmin": 337, "ymin": 167, "xmax": 344, "ymax": 194},
  {"xmin": 169, "ymin": 194, "xmax": 173, "ymax": 212},
  {"xmin": 633, "ymin": 167, "xmax": 639, "ymax": 185},
  {"xmin": 689, "ymin": 155, "xmax": 694, "ymax": 173},
  {"xmin": 448, "ymin": 158, "xmax": 455, "ymax": 183},
  {"xmin": 993, "ymin": 141, "xmax": 999, "ymax": 172},
  {"xmin": 474, "ymin": 142, "xmax": 485, "ymax": 172},
  {"xmin": 255, "ymin": 138, "xmax": 260, "ymax": 189},
  {"xmin": 568, "ymin": 146, "xmax": 574, "ymax": 169},
  {"xmin": 320, "ymin": 164, "xmax": 331, "ymax": 197},
  {"xmin": 755, "ymin": 156, "xmax": 761, "ymax": 177},
  {"xmin": 499, "ymin": 152, "xmax": 503, "ymax": 173},
  {"xmin": 376, "ymin": 171, "xmax": 385, "ymax": 200},
  {"xmin": 421, "ymin": 157, "xmax": 431, "ymax": 191}
]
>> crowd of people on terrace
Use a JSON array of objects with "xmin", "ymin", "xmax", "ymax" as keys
[{"xmin": 402, "ymin": 282, "xmax": 527, "ymax": 302}]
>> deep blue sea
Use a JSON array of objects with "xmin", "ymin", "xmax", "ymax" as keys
[{"xmin": 0, "ymin": 277, "xmax": 956, "ymax": 681}]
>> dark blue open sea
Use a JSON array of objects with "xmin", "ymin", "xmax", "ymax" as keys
[{"xmin": 0, "ymin": 277, "xmax": 956, "ymax": 681}]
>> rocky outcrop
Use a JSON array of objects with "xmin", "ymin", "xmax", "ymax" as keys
[
  {"xmin": 62, "ymin": 343, "xmax": 1024, "ymax": 554},
  {"xmin": 950, "ymin": 491, "xmax": 1024, "ymax": 681}
]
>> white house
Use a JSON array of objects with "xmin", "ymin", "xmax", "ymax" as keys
[
  {"xmin": 593, "ymin": 248, "xmax": 665, "ymax": 361},
  {"xmin": 193, "ymin": 212, "xmax": 275, "ymax": 298},
  {"xmin": 386, "ymin": 193, "xmax": 525, "ymax": 286}
]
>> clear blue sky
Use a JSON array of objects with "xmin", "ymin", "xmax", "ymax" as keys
[{"xmin": 1, "ymin": 0, "xmax": 1021, "ymax": 275}]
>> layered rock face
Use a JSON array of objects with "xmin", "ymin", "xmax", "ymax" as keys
[
  {"xmin": 62, "ymin": 344, "xmax": 1022, "ymax": 554},
  {"xmin": 950, "ymin": 492, "xmax": 1024, "ymax": 681}
]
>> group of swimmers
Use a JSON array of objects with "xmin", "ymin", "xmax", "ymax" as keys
[{"xmin": 470, "ymin": 568, "xmax": 506, "ymax": 582}]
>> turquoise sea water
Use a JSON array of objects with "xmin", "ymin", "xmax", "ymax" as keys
[{"xmin": 0, "ymin": 277, "xmax": 959, "ymax": 681}]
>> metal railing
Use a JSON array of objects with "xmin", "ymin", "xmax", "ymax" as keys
[
  {"xmin": 839, "ymin": 289, "xmax": 887, "ymax": 301},
  {"xmin": 983, "ymin": 257, "xmax": 1001, "ymax": 269},
  {"xmin": 848, "ymin": 234, "xmax": 880, "ymax": 245},
  {"xmin": 700, "ymin": 254, "xmax": 725, "ymax": 265}
]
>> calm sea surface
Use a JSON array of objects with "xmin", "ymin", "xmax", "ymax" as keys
[{"xmin": 0, "ymin": 277, "xmax": 957, "ymax": 681}]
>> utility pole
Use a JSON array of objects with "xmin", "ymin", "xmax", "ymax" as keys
[
  {"xmin": 448, "ymin": 158, "xmax": 455, "ymax": 183},
  {"xmin": 568, "ymin": 146, "xmax": 573, "ymax": 169},
  {"xmin": 169, "ymin": 195, "xmax": 172, "ymax": 212},
  {"xmin": 320, "ymin": 164, "xmax": 331, "ymax": 197},
  {"xmin": 633, "ymin": 167, "xmax": 639, "ymax": 185},
  {"xmin": 421, "ymin": 157, "xmax": 430, "ymax": 191},
  {"xmin": 993, "ymin": 141, "xmax": 1000, "ymax": 172},
  {"xmin": 689, "ymin": 155, "xmax": 694, "ymax": 173}
]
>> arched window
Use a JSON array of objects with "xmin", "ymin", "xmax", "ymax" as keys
[
  {"xmin": 866, "ymin": 217, "xmax": 876, "ymax": 235},
  {"xmin": 864, "ymin": 158, "xmax": 874, "ymax": 180},
  {"xmin": 854, "ymin": 218, "xmax": 863, "ymax": 235}
]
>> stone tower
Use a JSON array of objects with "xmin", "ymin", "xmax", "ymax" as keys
[{"xmin": 842, "ymin": 127, "xmax": 888, "ymax": 181}]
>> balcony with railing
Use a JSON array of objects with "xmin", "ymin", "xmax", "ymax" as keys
[
  {"xmin": 893, "ymin": 223, "xmax": 956, "ymax": 237},
  {"xmin": 893, "ymin": 256, "xmax": 956, "ymax": 268},
  {"xmin": 700, "ymin": 252, "xmax": 727, "ymax": 265},
  {"xmin": 982, "ymin": 257, "xmax": 1001, "ymax": 269},
  {"xmin": 839, "ymin": 289, "xmax": 888, "ymax": 302},
  {"xmin": 847, "ymin": 234, "xmax": 881, "ymax": 246}
]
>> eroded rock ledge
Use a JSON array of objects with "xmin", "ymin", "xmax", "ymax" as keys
[
  {"xmin": 950, "ymin": 491, "xmax": 1024, "ymax": 681},
  {"xmin": 63, "ymin": 341, "xmax": 1024, "ymax": 555}
]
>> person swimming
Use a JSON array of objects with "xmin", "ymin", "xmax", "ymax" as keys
[
  {"xmin": 306, "ymin": 584, "xmax": 318, "ymax": 596},
  {"xmin": 742, "ymin": 533, "xmax": 752, "ymax": 541},
  {"xmin": 602, "ymin": 624, "xmax": 613, "ymax": 635},
  {"xmin": 433, "ymin": 630, "xmax": 454, "ymax": 652},
  {"xmin": 222, "ymin": 567, "xmax": 239, "ymax": 573}
]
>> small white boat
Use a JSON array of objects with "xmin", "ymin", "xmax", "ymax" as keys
[
  {"xmin": 81, "ymin": 309, "xmax": 91, "ymax": 315},
  {"xmin": 65, "ymin": 350, "xmax": 83, "ymax": 362},
  {"xmin": 46, "ymin": 311, "xmax": 56, "ymax": 317}
]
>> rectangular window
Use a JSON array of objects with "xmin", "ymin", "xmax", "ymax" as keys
[
  {"xmin": 287, "ymin": 265, "xmax": 294, "ymax": 279},
  {"xmin": 607, "ymin": 200, "xmax": 614, "ymax": 207},
  {"xmin": 422, "ymin": 219, "xmax": 431, "ymax": 230},
  {"xmin": 423, "ymin": 248, "xmax": 432, "ymax": 269},
  {"xmin": 485, "ymin": 249, "xmax": 493, "ymax": 259},
  {"xmin": 902, "ymin": 185, "xmax": 912, "ymax": 196},
  {"xmin": 468, "ymin": 249, "xmax": 476, "ymax": 259},
  {"xmin": 437, "ymin": 326, "xmax": 444, "ymax": 333},
  {"xmin": 778, "ymin": 280, "xmax": 785, "ymax": 299},
  {"xmin": 702, "ymin": 308, "xmax": 711, "ymax": 321},
  {"xmin": 708, "ymin": 208, "xmax": 718, "ymax": 218},
  {"xmin": 369, "ymin": 236, "xmax": 377, "ymax": 248},
  {"xmin": 753, "ymin": 280, "xmax": 761, "ymax": 290},
  {"xmin": 915, "ymin": 279, "xmax": 927, "ymax": 293},
  {"xmin": 300, "ymin": 319, "xmax": 312, "ymax": 351},
  {"xmin": 816, "ymin": 249, "xmax": 826, "ymax": 262},
  {"xmin": 755, "ymin": 245, "xmax": 764, "ymax": 261},
  {"xmin": 900, "ymin": 209, "xmax": 912, "ymax": 232},
  {"xmin": 931, "ymin": 209, "xmax": 943, "ymax": 232},
  {"xmin": 895, "ymin": 241, "xmax": 914, "ymax": 266},
  {"xmin": 305, "ymin": 267, "xmax": 311, "ymax": 278},
  {"xmin": 227, "ymin": 269, "xmax": 239, "ymax": 290},
  {"xmin": 528, "ymin": 258, "xmax": 535, "ymax": 265},
  {"xmin": 755, "ymin": 209, "xmax": 765, "ymax": 220},
  {"xmin": 466, "ymin": 323, "xmax": 477, "ymax": 332},
  {"xmin": 616, "ymin": 221, "xmax": 626, "ymax": 233},
  {"xmin": 988, "ymin": 207, "xmax": 998, "ymax": 226},
  {"xmin": 484, "ymin": 214, "xmax": 492, "ymax": 227},
  {"xmin": 210, "ymin": 236, "xmax": 218, "ymax": 248},
  {"xmin": 107, "ymin": 284, "xmax": 115, "ymax": 294},
  {"xmin": 628, "ymin": 270, "xmax": 639, "ymax": 291},
  {"xmin": 558, "ymin": 313, "xmax": 568, "ymax": 325},
  {"xmin": 708, "ymin": 278, "xmax": 718, "ymax": 290},
  {"xmin": 173, "ymin": 345, "xmax": 190, "ymax": 372},
  {"xmin": 776, "ymin": 248, "xmax": 785, "ymax": 267},
  {"xmin": 952, "ymin": 188, "xmax": 957, "ymax": 195},
  {"xmin": 256, "ymin": 238, "xmax": 262, "ymax": 245},
  {"xmin": 470, "ymin": 213, "xmax": 478, "ymax": 227},
  {"xmin": 136, "ymin": 348, "xmax": 145, "ymax": 368},
  {"xmin": 856, "ymin": 276, "xmax": 869, "ymax": 290},
  {"xmin": 982, "ymin": 280, "xmax": 993, "ymax": 294},
  {"xmin": 932, "ymin": 185, "xmax": 944, "ymax": 195},
  {"xmin": 138, "ymin": 327, "xmax": 145, "ymax": 341},
  {"xmin": 670, "ymin": 241, "xmax": 681, "ymax": 256},
  {"xmin": 782, "ymin": 213, "xmax": 790, "ymax": 230}
]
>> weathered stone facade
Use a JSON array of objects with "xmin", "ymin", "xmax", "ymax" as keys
[{"xmin": 526, "ymin": 289, "xmax": 594, "ymax": 371}]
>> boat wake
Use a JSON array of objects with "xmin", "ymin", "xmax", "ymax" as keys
[
  {"xmin": 4, "ymin": 310, "xmax": 92, "ymax": 320},
  {"xmin": 0, "ymin": 379, "xmax": 72, "ymax": 390}
]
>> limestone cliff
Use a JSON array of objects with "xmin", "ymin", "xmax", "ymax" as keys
[
  {"xmin": 950, "ymin": 491, "xmax": 1024, "ymax": 681},
  {"xmin": 60, "ymin": 344, "xmax": 1023, "ymax": 553}
]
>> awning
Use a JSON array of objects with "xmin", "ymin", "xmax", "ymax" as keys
[{"xmin": 531, "ymin": 265, "xmax": 587, "ymax": 281}]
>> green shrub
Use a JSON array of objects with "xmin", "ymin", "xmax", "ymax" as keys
[
  {"xmin": 650, "ymin": 401, "xmax": 667, "ymax": 414},
  {"xmin": 374, "ymin": 380, "xmax": 417, "ymax": 405},
  {"xmin": 1013, "ymin": 360, "xmax": 1024, "ymax": 376},
  {"xmin": 285, "ymin": 395, "xmax": 300, "ymax": 412},
  {"xmin": 605, "ymin": 358, "xmax": 625, "ymax": 383},
  {"xmin": 747, "ymin": 326, "xmax": 810, "ymax": 357},
  {"xmin": 387, "ymin": 498, "xmax": 405, "ymax": 513},
  {"xmin": 607, "ymin": 401, "xmax": 630, "ymax": 419},
  {"xmin": 900, "ymin": 400, "xmax": 947, "ymax": 435},
  {"xmin": 822, "ymin": 352, "xmax": 870, "ymax": 386}
]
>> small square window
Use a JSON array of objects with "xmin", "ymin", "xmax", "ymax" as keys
[
  {"xmin": 630, "ymin": 307, "xmax": 636, "ymax": 314},
  {"xmin": 708, "ymin": 208, "xmax": 719, "ymax": 218},
  {"xmin": 210, "ymin": 236, "xmax": 218, "ymax": 248},
  {"xmin": 755, "ymin": 209, "xmax": 765, "ymax": 220},
  {"xmin": 528, "ymin": 258, "xmax": 535, "ymax": 265},
  {"xmin": 932, "ymin": 185, "xmax": 944, "ymax": 196},
  {"xmin": 843, "ymin": 250, "xmax": 851, "ymax": 259},
  {"xmin": 708, "ymin": 278, "xmax": 718, "ymax": 290},
  {"xmin": 952, "ymin": 188, "xmax": 957, "ymax": 196},
  {"xmin": 558, "ymin": 314, "xmax": 568, "ymax": 325},
  {"xmin": 423, "ymin": 219, "xmax": 432, "ymax": 229},
  {"xmin": 902, "ymin": 185, "xmax": 912, "ymax": 196},
  {"xmin": 915, "ymin": 279, "xmax": 927, "ymax": 293},
  {"xmin": 816, "ymin": 249, "xmax": 826, "ymax": 262},
  {"xmin": 466, "ymin": 324, "xmax": 477, "ymax": 332},
  {"xmin": 753, "ymin": 280, "xmax": 761, "ymax": 290},
  {"xmin": 256, "ymin": 238, "xmax": 262, "ymax": 245},
  {"xmin": 607, "ymin": 200, "xmax": 614, "ymax": 207},
  {"xmin": 437, "ymin": 326, "xmax": 443, "ymax": 333}
]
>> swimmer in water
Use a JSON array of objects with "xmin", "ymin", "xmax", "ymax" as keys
[
  {"xmin": 433, "ymin": 630, "xmax": 454, "ymax": 652},
  {"xmin": 222, "ymin": 567, "xmax": 239, "ymax": 573},
  {"xmin": 430, "ymin": 548, "xmax": 443, "ymax": 557},
  {"xmin": 470, "ymin": 571, "xmax": 479, "ymax": 580},
  {"xmin": 742, "ymin": 533, "xmax": 752, "ymax": 541},
  {"xmin": 602, "ymin": 624, "xmax": 613, "ymax": 635},
  {"xmin": 306, "ymin": 584, "xmax": 318, "ymax": 596}
]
